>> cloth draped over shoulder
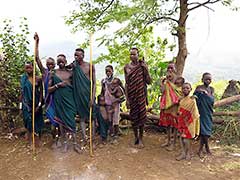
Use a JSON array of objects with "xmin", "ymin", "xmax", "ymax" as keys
[
  {"xmin": 159, "ymin": 80, "xmax": 181, "ymax": 128},
  {"xmin": 177, "ymin": 96, "xmax": 200, "ymax": 139},
  {"xmin": 72, "ymin": 61, "xmax": 96, "ymax": 120},
  {"xmin": 194, "ymin": 91, "xmax": 214, "ymax": 136},
  {"xmin": 52, "ymin": 73, "xmax": 76, "ymax": 132},
  {"xmin": 43, "ymin": 69, "xmax": 57, "ymax": 127},
  {"xmin": 20, "ymin": 74, "xmax": 43, "ymax": 133},
  {"xmin": 126, "ymin": 62, "xmax": 147, "ymax": 128}
]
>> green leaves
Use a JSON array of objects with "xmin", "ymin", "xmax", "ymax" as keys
[{"xmin": 0, "ymin": 17, "xmax": 32, "ymax": 108}]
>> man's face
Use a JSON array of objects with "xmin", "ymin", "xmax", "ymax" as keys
[
  {"xmin": 202, "ymin": 74, "xmax": 212, "ymax": 86},
  {"xmin": 25, "ymin": 64, "xmax": 33, "ymax": 74},
  {"xmin": 57, "ymin": 56, "xmax": 66, "ymax": 68},
  {"xmin": 167, "ymin": 63, "xmax": 176, "ymax": 73},
  {"xmin": 130, "ymin": 49, "xmax": 138, "ymax": 61},
  {"xmin": 74, "ymin": 51, "xmax": 84, "ymax": 61},
  {"xmin": 105, "ymin": 67, "xmax": 113, "ymax": 77},
  {"xmin": 46, "ymin": 59, "xmax": 55, "ymax": 70},
  {"xmin": 182, "ymin": 83, "xmax": 191, "ymax": 96}
]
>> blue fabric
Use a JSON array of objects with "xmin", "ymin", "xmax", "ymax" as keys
[
  {"xmin": 20, "ymin": 74, "xmax": 44, "ymax": 133},
  {"xmin": 44, "ymin": 70, "xmax": 57, "ymax": 127},
  {"xmin": 194, "ymin": 91, "xmax": 214, "ymax": 136}
]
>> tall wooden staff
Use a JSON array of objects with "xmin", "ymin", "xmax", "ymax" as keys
[
  {"xmin": 32, "ymin": 37, "xmax": 37, "ymax": 155},
  {"xmin": 89, "ymin": 33, "xmax": 93, "ymax": 156}
]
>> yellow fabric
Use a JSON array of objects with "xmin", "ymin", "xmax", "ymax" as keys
[{"xmin": 178, "ymin": 96, "xmax": 200, "ymax": 137}]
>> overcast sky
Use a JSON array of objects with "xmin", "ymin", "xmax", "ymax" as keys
[{"xmin": 0, "ymin": 0, "xmax": 240, "ymax": 81}]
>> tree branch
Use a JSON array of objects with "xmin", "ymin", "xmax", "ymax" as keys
[
  {"xmin": 188, "ymin": 0, "xmax": 221, "ymax": 12},
  {"xmin": 95, "ymin": 0, "xmax": 115, "ymax": 21}
]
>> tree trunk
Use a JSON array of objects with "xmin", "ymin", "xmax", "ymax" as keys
[{"xmin": 176, "ymin": 0, "xmax": 188, "ymax": 76}]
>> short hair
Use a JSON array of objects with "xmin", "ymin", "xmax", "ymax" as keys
[
  {"xmin": 47, "ymin": 57, "xmax": 55, "ymax": 62},
  {"xmin": 183, "ymin": 82, "xmax": 192, "ymax": 88},
  {"xmin": 75, "ymin": 48, "xmax": 85, "ymax": 54},
  {"xmin": 176, "ymin": 76, "xmax": 185, "ymax": 83},
  {"xmin": 57, "ymin": 54, "xmax": 66, "ymax": 59},
  {"xmin": 25, "ymin": 61, "xmax": 33, "ymax": 66},
  {"xmin": 130, "ymin": 47, "xmax": 139, "ymax": 54},
  {"xmin": 202, "ymin": 72, "xmax": 211, "ymax": 78},
  {"xmin": 105, "ymin": 65, "xmax": 113, "ymax": 71}
]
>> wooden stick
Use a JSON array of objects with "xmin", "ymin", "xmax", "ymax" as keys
[
  {"xmin": 32, "ymin": 38, "xmax": 37, "ymax": 155},
  {"xmin": 89, "ymin": 33, "xmax": 93, "ymax": 157},
  {"xmin": 214, "ymin": 95, "xmax": 240, "ymax": 107},
  {"xmin": 213, "ymin": 111, "xmax": 240, "ymax": 117}
]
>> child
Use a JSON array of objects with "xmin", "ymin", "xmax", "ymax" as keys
[
  {"xmin": 20, "ymin": 62, "xmax": 44, "ymax": 147},
  {"xmin": 96, "ymin": 95, "xmax": 109, "ymax": 144},
  {"xmin": 194, "ymin": 72, "xmax": 214, "ymax": 157},
  {"xmin": 176, "ymin": 83, "xmax": 200, "ymax": 161},
  {"xmin": 159, "ymin": 63, "xmax": 181, "ymax": 151},
  {"xmin": 109, "ymin": 78, "xmax": 125, "ymax": 138}
]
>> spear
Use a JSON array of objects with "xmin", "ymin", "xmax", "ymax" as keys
[{"xmin": 89, "ymin": 33, "xmax": 93, "ymax": 156}]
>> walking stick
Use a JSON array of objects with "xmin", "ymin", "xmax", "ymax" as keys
[
  {"xmin": 32, "ymin": 36, "xmax": 37, "ymax": 156},
  {"xmin": 89, "ymin": 33, "xmax": 93, "ymax": 156}
]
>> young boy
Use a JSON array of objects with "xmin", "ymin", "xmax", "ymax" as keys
[
  {"xmin": 20, "ymin": 62, "xmax": 44, "ymax": 147},
  {"xmin": 109, "ymin": 78, "xmax": 125, "ymax": 138},
  {"xmin": 176, "ymin": 83, "xmax": 200, "ymax": 161},
  {"xmin": 96, "ymin": 95, "xmax": 109, "ymax": 145},
  {"xmin": 194, "ymin": 73, "xmax": 214, "ymax": 157}
]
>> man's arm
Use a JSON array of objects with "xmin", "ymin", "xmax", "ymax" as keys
[
  {"xmin": 34, "ymin": 33, "xmax": 45, "ymax": 74},
  {"xmin": 124, "ymin": 65, "xmax": 129, "ymax": 109},
  {"xmin": 142, "ymin": 62, "xmax": 152, "ymax": 85}
]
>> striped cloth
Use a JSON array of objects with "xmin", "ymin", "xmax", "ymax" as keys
[{"xmin": 127, "ymin": 63, "xmax": 147, "ymax": 128}]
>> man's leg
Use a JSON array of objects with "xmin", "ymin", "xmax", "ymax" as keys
[
  {"xmin": 62, "ymin": 127, "xmax": 68, "ymax": 153},
  {"xmin": 198, "ymin": 135, "xmax": 204, "ymax": 158},
  {"xmin": 73, "ymin": 133, "xmax": 82, "ymax": 154},
  {"xmin": 176, "ymin": 136, "xmax": 186, "ymax": 161},
  {"xmin": 161, "ymin": 126, "xmax": 171, "ymax": 147},
  {"xmin": 184, "ymin": 138, "xmax": 191, "ymax": 160},
  {"xmin": 167, "ymin": 127, "xmax": 176, "ymax": 151},
  {"xmin": 138, "ymin": 125, "xmax": 144, "ymax": 148},
  {"xmin": 204, "ymin": 135, "xmax": 211, "ymax": 155},
  {"xmin": 80, "ymin": 119, "xmax": 87, "ymax": 145},
  {"xmin": 133, "ymin": 126, "xmax": 139, "ymax": 145}
]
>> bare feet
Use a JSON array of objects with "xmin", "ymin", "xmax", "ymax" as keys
[
  {"xmin": 62, "ymin": 141, "xmax": 68, "ymax": 153},
  {"xmin": 134, "ymin": 138, "xmax": 139, "ymax": 145},
  {"xmin": 186, "ymin": 153, "xmax": 191, "ymax": 161},
  {"xmin": 138, "ymin": 140, "xmax": 144, "ymax": 149},
  {"xmin": 73, "ymin": 143, "xmax": 82, "ymax": 154},
  {"xmin": 197, "ymin": 151, "xmax": 204, "ymax": 159},
  {"xmin": 176, "ymin": 153, "xmax": 186, "ymax": 161},
  {"xmin": 161, "ymin": 141, "xmax": 170, "ymax": 148},
  {"xmin": 166, "ymin": 143, "xmax": 175, "ymax": 151}
]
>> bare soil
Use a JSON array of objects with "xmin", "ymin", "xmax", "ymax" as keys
[{"xmin": 0, "ymin": 131, "xmax": 239, "ymax": 180}]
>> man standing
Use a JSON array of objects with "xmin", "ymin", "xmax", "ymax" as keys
[
  {"xmin": 48, "ymin": 54, "xmax": 81, "ymax": 153},
  {"xmin": 124, "ymin": 47, "xmax": 151, "ymax": 148},
  {"xmin": 72, "ymin": 48, "xmax": 96, "ymax": 144}
]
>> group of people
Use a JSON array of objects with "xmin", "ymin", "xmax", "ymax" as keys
[
  {"xmin": 20, "ymin": 34, "xmax": 151, "ymax": 153},
  {"xmin": 159, "ymin": 63, "xmax": 214, "ymax": 160},
  {"xmin": 20, "ymin": 33, "xmax": 214, "ymax": 159}
]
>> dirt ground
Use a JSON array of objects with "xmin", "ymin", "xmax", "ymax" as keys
[{"xmin": 0, "ymin": 131, "xmax": 239, "ymax": 180}]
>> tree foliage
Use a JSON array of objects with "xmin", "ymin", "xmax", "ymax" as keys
[
  {"xmin": 0, "ymin": 17, "xmax": 32, "ymax": 108},
  {"xmin": 65, "ymin": 0, "xmax": 234, "ymax": 76}
]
